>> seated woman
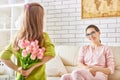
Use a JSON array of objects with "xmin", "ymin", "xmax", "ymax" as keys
[{"xmin": 60, "ymin": 24, "xmax": 114, "ymax": 80}]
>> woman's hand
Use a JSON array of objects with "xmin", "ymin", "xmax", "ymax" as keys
[
  {"xmin": 89, "ymin": 67, "xmax": 96, "ymax": 76},
  {"xmin": 88, "ymin": 65, "xmax": 98, "ymax": 76},
  {"xmin": 88, "ymin": 65, "xmax": 111, "ymax": 75}
]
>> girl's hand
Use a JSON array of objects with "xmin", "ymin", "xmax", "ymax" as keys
[{"xmin": 17, "ymin": 67, "xmax": 34, "ymax": 78}]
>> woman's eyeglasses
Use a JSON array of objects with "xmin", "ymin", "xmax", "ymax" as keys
[{"xmin": 86, "ymin": 31, "xmax": 97, "ymax": 37}]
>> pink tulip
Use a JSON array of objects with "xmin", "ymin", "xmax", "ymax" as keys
[
  {"xmin": 37, "ymin": 48, "xmax": 45, "ymax": 59},
  {"xmin": 37, "ymin": 51, "xmax": 43, "ymax": 59},
  {"xmin": 24, "ymin": 40, "xmax": 30, "ymax": 47},
  {"xmin": 32, "ymin": 46, "xmax": 39, "ymax": 54},
  {"xmin": 22, "ymin": 50, "xmax": 28, "ymax": 57},
  {"xmin": 18, "ymin": 40, "xmax": 26, "ymax": 49},
  {"xmin": 26, "ymin": 46, "xmax": 32, "ymax": 53},
  {"xmin": 35, "ymin": 40, "xmax": 39, "ymax": 45},
  {"xmin": 42, "ymin": 47, "xmax": 46, "ymax": 52},
  {"xmin": 18, "ymin": 39, "xmax": 30, "ymax": 49},
  {"xmin": 30, "ymin": 54, "xmax": 37, "ymax": 60},
  {"xmin": 31, "ymin": 40, "xmax": 38, "ymax": 47}
]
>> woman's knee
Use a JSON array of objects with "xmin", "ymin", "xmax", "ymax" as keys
[
  {"xmin": 71, "ymin": 70, "xmax": 84, "ymax": 80},
  {"xmin": 72, "ymin": 70, "xmax": 80, "ymax": 76},
  {"xmin": 60, "ymin": 74, "xmax": 72, "ymax": 80},
  {"xmin": 72, "ymin": 69, "xmax": 87, "ymax": 76}
]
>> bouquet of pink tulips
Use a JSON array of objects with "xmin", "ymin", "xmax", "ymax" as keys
[{"xmin": 17, "ymin": 39, "xmax": 45, "ymax": 80}]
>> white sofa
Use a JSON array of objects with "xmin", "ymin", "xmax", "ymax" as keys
[{"xmin": 46, "ymin": 45, "xmax": 120, "ymax": 80}]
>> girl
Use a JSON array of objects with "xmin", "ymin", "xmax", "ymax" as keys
[{"xmin": 0, "ymin": 3, "xmax": 55, "ymax": 80}]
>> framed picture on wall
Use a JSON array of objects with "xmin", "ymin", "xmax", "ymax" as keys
[{"xmin": 82, "ymin": 0, "xmax": 120, "ymax": 19}]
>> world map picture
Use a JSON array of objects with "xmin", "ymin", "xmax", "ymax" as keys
[{"xmin": 82, "ymin": 0, "xmax": 120, "ymax": 19}]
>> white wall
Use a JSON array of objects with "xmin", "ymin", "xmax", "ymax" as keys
[{"xmin": 31, "ymin": 0, "xmax": 120, "ymax": 46}]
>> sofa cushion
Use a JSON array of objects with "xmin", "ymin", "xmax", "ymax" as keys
[
  {"xmin": 108, "ymin": 70, "xmax": 120, "ymax": 80},
  {"xmin": 47, "ymin": 77, "xmax": 60, "ymax": 80},
  {"xmin": 0, "ymin": 61, "xmax": 5, "ymax": 75},
  {"xmin": 57, "ymin": 45, "xmax": 80, "ymax": 66},
  {"xmin": 109, "ymin": 46, "xmax": 120, "ymax": 68},
  {"xmin": 0, "ymin": 65, "xmax": 5, "ymax": 75},
  {"xmin": 65, "ymin": 66, "xmax": 79, "ymax": 73},
  {"xmin": 46, "ymin": 55, "xmax": 67, "ymax": 77}
]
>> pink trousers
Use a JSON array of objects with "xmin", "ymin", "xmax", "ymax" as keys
[{"xmin": 60, "ymin": 69, "xmax": 107, "ymax": 80}]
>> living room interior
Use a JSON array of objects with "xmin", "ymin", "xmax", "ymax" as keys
[{"xmin": 0, "ymin": 0, "xmax": 120, "ymax": 80}]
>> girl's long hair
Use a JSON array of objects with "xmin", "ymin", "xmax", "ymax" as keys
[{"xmin": 13, "ymin": 3, "xmax": 44, "ymax": 50}]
